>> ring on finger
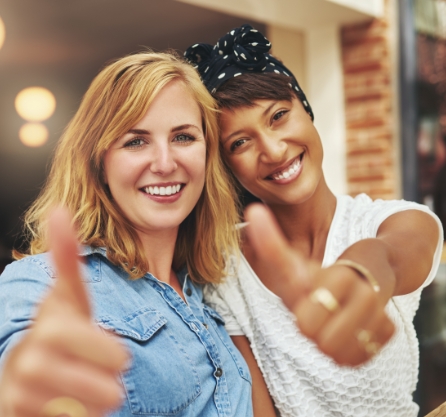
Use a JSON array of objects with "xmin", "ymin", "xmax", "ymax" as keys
[
  {"xmin": 40, "ymin": 397, "xmax": 88, "ymax": 417},
  {"xmin": 356, "ymin": 329, "xmax": 381, "ymax": 356},
  {"xmin": 309, "ymin": 287, "xmax": 340, "ymax": 313}
]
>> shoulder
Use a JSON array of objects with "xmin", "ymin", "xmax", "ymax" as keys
[
  {"xmin": 348, "ymin": 193, "xmax": 431, "ymax": 215},
  {"xmin": 0, "ymin": 254, "xmax": 56, "ymax": 341},
  {"xmin": 1, "ymin": 253, "xmax": 54, "ymax": 282},
  {"xmin": 204, "ymin": 254, "xmax": 240, "ymax": 301},
  {"xmin": 339, "ymin": 193, "xmax": 438, "ymax": 236},
  {"xmin": 1, "ymin": 248, "xmax": 110, "ymax": 280}
]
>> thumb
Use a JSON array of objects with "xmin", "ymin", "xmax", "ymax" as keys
[
  {"xmin": 47, "ymin": 206, "xmax": 91, "ymax": 318},
  {"xmin": 244, "ymin": 203, "xmax": 312, "ymax": 309}
]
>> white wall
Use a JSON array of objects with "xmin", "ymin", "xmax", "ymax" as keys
[
  {"xmin": 176, "ymin": 0, "xmax": 383, "ymax": 30},
  {"xmin": 327, "ymin": 0, "xmax": 384, "ymax": 17},
  {"xmin": 267, "ymin": 26, "xmax": 306, "ymax": 91},
  {"xmin": 306, "ymin": 25, "xmax": 347, "ymax": 195}
]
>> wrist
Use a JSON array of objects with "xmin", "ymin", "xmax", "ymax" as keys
[{"xmin": 333, "ymin": 259, "xmax": 380, "ymax": 293}]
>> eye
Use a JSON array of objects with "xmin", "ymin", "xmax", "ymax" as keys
[
  {"xmin": 230, "ymin": 138, "xmax": 247, "ymax": 153},
  {"xmin": 272, "ymin": 110, "xmax": 288, "ymax": 122},
  {"xmin": 174, "ymin": 133, "xmax": 195, "ymax": 144},
  {"xmin": 124, "ymin": 137, "xmax": 145, "ymax": 148}
]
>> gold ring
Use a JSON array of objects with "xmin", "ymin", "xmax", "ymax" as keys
[
  {"xmin": 310, "ymin": 287, "xmax": 340, "ymax": 313},
  {"xmin": 356, "ymin": 329, "xmax": 381, "ymax": 356},
  {"xmin": 40, "ymin": 397, "xmax": 88, "ymax": 417}
]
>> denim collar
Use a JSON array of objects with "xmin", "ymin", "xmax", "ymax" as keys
[
  {"xmin": 79, "ymin": 246, "xmax": 190, "ymax": 285},
  {"xmin": 79, "ymin": 245, "xmax": 107, "ymax": 257}
]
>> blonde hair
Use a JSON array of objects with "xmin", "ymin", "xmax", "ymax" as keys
[{"xmin": 16, "ymin": 51, "xmax": 240, "ymax": 284}]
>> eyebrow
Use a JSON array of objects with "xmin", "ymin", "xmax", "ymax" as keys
[
  {"xmin": 127, "ymin": 128, "xmax": 149, "ymax": 135},
  {"xmin": 172, "ymin": 124, "xmax": 201, "ymax": 133},
  {"xmin": 126, "ymin": 124, "xmax": 201, "ymax": 136},
  {"xmin": 222, "ymin": 102, "xmax": 278, "ymax": 144},
  {"xmin": 222, "ymin": 129, "xmax": 245, "ymax": 144},
  {"xmin": 262, "ymin": 102, "xmax": 277, "ymax": 118}
]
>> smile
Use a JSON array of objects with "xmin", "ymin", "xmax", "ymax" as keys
[
  {"xmin": 268, "ymin": 153, "xmax": 304, "ymax": 181},
  {"xmin": 142, "ymin": 184, "xmax": 183, "ymax": 196}
]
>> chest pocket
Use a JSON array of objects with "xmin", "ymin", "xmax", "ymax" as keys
[{"xmin": 99, "ymin": 307, "xmax": 201, "ymax": 415}]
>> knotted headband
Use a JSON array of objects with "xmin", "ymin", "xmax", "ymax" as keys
[{"xmin": 184, "ymin": 24, "xmax": 314, "ymax": 120}]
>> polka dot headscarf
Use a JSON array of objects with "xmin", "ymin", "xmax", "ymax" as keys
[{"xmin": 184, "ymin": 24, "xmax": 314, "ymax": 120}]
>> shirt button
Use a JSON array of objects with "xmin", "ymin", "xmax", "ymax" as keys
[
  {"xmin": 202, "ymin": 323, "xmax": 208, "ymax": 329},
  {"xmin": 214, "ymin": 368, "xmax": 223, "ymax": 378},
  {"xmin": 190, "ymin": 323, "xmax": 198, "ymax": 332},
  {"xmin": 185, "ymin": 288, "xmax": 192, "ymax": 296}
]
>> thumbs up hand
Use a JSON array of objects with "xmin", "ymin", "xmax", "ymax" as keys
[
  {"xmin": 244, "ymin": 204, "xmax": 394, "ymax": 367},
  {"xmin": 0, "ymin": 207, "xmax": 129, "ymax": 417},
  {"xmin": 243, "ymin": 204, "xmax": 315, "ymax": 309}
]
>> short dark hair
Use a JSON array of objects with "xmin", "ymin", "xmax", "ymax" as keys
[{"xmin": 214, "ymin": 72, "xmax": 297, "ymax": 110}]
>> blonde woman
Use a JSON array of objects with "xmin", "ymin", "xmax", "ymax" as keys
[{"xmin": 0, "ymin": 52, "xmax": 276, "ymax": 417}]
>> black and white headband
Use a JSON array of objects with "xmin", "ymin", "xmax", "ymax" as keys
[{"xmin": 184, "ymin": 24, "xmax": 314, "ymax": 120}]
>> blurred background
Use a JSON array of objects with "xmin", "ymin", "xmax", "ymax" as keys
[{"xmin": 0, "ymin": 0, "xmax": 444, "ymax": 414}]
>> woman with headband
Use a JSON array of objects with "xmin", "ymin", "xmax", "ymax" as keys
[
  {"xmin": 185, "ymin": 25, "xmax": 443, "ymax": 417},
  {"xmin": 0, "ymin": 51, "xmax": 278, "ymax": 417}
]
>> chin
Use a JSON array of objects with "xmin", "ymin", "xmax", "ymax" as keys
[
  {"xmin": 137, "ymin": 213, "xmax": 188, "ymax": 233},
  {"xmin": 265, "ymin": 188, "xmax": 317, "ymax": 206}
]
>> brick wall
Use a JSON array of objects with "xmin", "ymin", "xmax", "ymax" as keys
[{"xmin": 341, "ymin": 3, "xmax": 397, "ymax": 200}]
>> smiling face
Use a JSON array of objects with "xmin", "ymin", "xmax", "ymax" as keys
[
  {"xmin": 219, "ymin": 96, "xmax": 324, "ymax": 206},
  {"xmin": 103, "ymin": 80, "xmax": 206, "ymax": 237}
]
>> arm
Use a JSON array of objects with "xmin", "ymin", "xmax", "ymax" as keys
[
  {"xmin": 372, "ymin": 209, "xmax": 439, "ymax": 296},
  {"xmin": 231, "ymin": 336, "xmax": 277, "ymax": 417},
  {"xmin": 333, "ymin": 209, "xmax": 440, "ymax": 303},
  {"xmin": 243, "ymin": 204, "xmax": 442, "ymax": 367}
]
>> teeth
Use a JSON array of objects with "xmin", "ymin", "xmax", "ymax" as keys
[
  {"xmin": 144, "ymin": 185, "xmax": 182, "ymax": 196},
  {"xmin": 272, "ymin": 158, "xmax": 301, "ymax": 180}
]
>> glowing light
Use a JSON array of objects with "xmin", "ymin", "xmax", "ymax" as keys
[
  {"xmin": 15, "ymin": 87, "xmax": 56, "ymax": 122},
  {"xmin": 19, "ymin": 123, "xmax": 49, "ymax": 147},
  {"xmin": 0, "ymin": 17, "xmax": 5, "ymax": 50}
]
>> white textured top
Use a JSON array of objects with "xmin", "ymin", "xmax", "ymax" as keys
[{"xmin": 204, "ymin": 194, "xmax": 444, "ymax": 417}]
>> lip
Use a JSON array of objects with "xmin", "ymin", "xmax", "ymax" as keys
[
  {"xmin": 141, "ymin": 181, "xmax": 183, "ymax": 188},
  {"xmin": 266, "ymin": 153, "xmax": 303, "ymax": 178},
  {"xmin": 139, "ymin": 182, "xmax": 185, "ymax": 203},
  {"xmin": 264, "ymin": 152, "xmax": 304, "ymax": 184}
]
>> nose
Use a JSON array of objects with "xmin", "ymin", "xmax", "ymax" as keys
[
  {"xmin": 149, "ymin": 143, "xmax": 178, "ymax": 175},
  {"xmin": 258, "ymin": 133, "xmax": 287, "ymax": 164}
]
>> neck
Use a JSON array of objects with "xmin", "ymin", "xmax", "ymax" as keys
[
  {"xmin": 267, "ymin": 176, "xmax": 337, "ymax": 262},
  {"xmin": 136, "ymin": 227, "xmax": 179, "ymax": 283}
]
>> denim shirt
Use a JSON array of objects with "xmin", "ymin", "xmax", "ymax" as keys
[{"xmin": 0, "ymin": 247, "xmax": 253, "ymax": 416}]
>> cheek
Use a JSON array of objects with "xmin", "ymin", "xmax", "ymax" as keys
[
  {"xmin": 184, "ymin": 146, "xmax": 207, "ymax": 185},
  {"xmin": 103, "ymin": 153, "xmax": 138, "ymax": 197},
  {"xmin": 227, "ymin": 157, "xmax": 268, "ymax": 197},
  {"xmin": 227, "ymin": 156, "xmax": 256, "ymax": 185}
]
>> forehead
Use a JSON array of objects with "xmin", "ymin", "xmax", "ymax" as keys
[
  {"xmin": 220, "ymin": 100, "xmax": 264, "ymax": 118},
  {"xmin": 138, "ymin": 80, "xmax": 202, "ymax": 124},
  {"xmin": 218, "ymin": 99, "xmax": 277, "ymax": 130}
]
